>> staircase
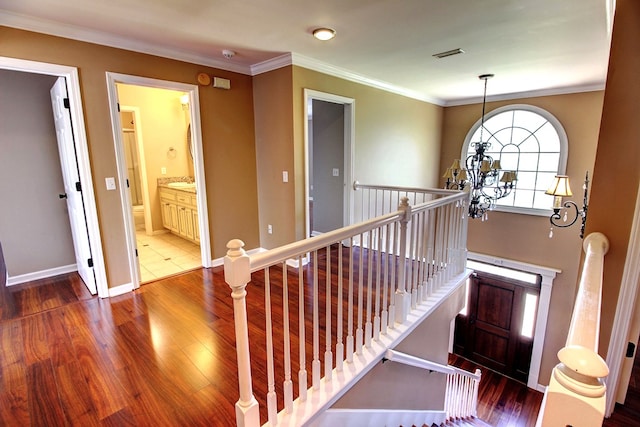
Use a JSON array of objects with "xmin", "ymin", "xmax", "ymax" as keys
[
  {"xmin": 438, "ymin": 417, "xmax": 492, "ymax": 426},
  {"xmin": 224, "ymin": 185, "xmax": 474, "ymax": 426}
]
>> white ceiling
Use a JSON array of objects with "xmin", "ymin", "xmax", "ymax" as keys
[{"xmin": 0, "ymin": 0, "xmax": 613, "ymax": 105}]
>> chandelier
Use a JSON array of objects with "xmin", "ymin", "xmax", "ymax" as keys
[{"xmin": 443, "ymin": 74, "xmax": 518, "ymax": 220}]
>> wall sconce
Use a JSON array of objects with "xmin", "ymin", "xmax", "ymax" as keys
[
  {"xmin": 180, "ymin": 94, "xmax": 189, "ymax": 110},
  {"xmin": 545, "ymin": 172, "xmax": 589, "ymax": 238}
]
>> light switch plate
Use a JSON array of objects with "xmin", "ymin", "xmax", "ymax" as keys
[
  {"xmin": 105, "ymin": 177, "xmax": 116, "ymax": 191},
  {"xmin": 282, "ymin": 171, "xmax": 288, "ymax": 182},
  {"xmin": 332, "ymin": 168, "xmax": 340, "ymax": 177}
]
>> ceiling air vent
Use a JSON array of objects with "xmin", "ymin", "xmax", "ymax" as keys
[{"xmin": 432, "ymin": 48, "xmax": 465, "ymax": 59}]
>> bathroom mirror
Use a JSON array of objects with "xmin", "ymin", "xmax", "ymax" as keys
[{"xmin": 187, "ymin": 123, "xmax": 194, "ymax": 160}]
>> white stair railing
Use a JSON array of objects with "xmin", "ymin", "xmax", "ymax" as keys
[
  {"xmin": 445, "ymin": 365, "xmax": 481, "ymax": 421},
  {"xmin": 536, "ymin": 232, "xmax": 610, "ymax": 427},
  {"xmin": 224, "ymin": 187, "xmax": 469, "ymax": 427},
  {"xmin": 383, "ymin": 349, "xmax": 481, "ymax": 421}
]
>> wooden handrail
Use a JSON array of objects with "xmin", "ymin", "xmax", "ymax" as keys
[
  {"xmin": 249, "ymin": 191, "xmax": 467, "ymax": 272},
  {"xmin": 353, "ymin": 180, "xmax": 461, "ymax": 196}
]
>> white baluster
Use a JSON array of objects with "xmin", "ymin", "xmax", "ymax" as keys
[
  {"xmin": 312, "ymin": 251, "xmax": 320, "ymax": 390},
  {"xmin": 346, "ymin": 239, "xmax": 354, "ymax": 363},
  {"xmin": 281, "ymin": 263, "xmax": 293, "ymax": 413},
  {"xmin": 356, "ymin": 233, "xmax": 364, "ymax": 354},
  {"xmin": 365, "ymin": 231, "xmax": 373, "ymax": 348},
  {"xmin": 297, "ymin": 256, "xmax": 307, "ymax": 402},
  {"xmin": 373, "ymin": 227, "xmax": 382, "ymax": 342},
  {"xmin": 336, "ymin": 245, "xmax": 344, "ymax": 372},
  {"xmin": 264, "ymin": 269, "xmax": 278, "ymax": 425},
  {"xmin": 380, "ymin": 223, "xmax": 390, "ymax": 335},
  {"xmin": 324, "ymin": 245, "xmax": 333, "ymax": 383}
]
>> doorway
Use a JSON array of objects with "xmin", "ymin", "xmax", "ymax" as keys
[
  {"xmin": 454, "ymin": 269, "xmax": 541, "ymax": 383},
  {"xmin": 303, "ymin": 89, "xmax": 355, "ymax": 238},
  {"xmin": 106, "ymin": 73, "xmax": 211, "ymax": 289},
  {"xmin": 0, "ymin": 57, "xmax": 108, "ymax": 297}
]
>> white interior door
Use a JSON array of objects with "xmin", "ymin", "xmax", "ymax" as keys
[{"xmin": 50, "ymin": 77, "xmax": 97, "ymax": 294}]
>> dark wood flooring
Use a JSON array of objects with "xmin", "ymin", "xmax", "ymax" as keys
[
  {"xmin": 2, "ymin": 264, "xmax": 629, "ymax": 426},
  {"xmin": 448, "ymin": 354, "xmax": 543, "ymax": 427}
]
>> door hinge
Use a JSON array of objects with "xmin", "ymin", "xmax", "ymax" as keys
[
  {"xmin": 75, "ymin": 181, "xmax": 82, "ymax": 192},
  {"xmin": 117, "ymin": 103, "xmax": 120, "ymax": 112},
  {"xmin": 135, "ymin": 249, "xmax": 138, "ymax": 257},
  {"xmin": 626, "ymin": 342, "xmax": 636, "ymax": 358},
  {"xmin": 87, "ymin": 258, "xmax": 94, "ymax": 268},
  {"xmin": 63, "ymin": 98, "xmax": 70, "ymax": 109},
  {"xmin": 126, "ymin": 179, "xmax": 130, "ymax": 188}
]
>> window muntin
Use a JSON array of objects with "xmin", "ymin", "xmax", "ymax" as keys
[{"xmin": 462, "ymin": 105, "xmax": 568, "ymax": 215}]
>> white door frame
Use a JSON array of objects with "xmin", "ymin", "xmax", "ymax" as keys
[
  {"xmin": 303, "ymin": 89, "xmax": 355, "ymax": 238},
  {"xmin": 605, "ymin": 186, "xmax": 640, "ymax": 416},
  {"xmin": 0, "ymin": 56, "xmax": 108, "ymax": 297},
  {"xmin": 105, "ymin": 72, "xmax": 212, "ymax": 289}
]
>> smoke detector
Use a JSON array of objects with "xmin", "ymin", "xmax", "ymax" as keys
[{"xmin": 222, "ymin": 49, "xmax": 236, "ymax": 59}]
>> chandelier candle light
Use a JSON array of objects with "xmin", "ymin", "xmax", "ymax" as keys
[{"xmin": 444, "ymin": 74, "xmax": 518, "ymax": 220}]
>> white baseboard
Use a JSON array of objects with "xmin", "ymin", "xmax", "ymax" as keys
[
  {"xmin": 7, "ymin": 264, "xmax": 77, "ymax": 286},
  {"xmin": 108, "ymin": 282, "xmax": 135, "ymax": 297},
  {"xmin": 309, "ymin": 409, "xmax": 447, "ymax": 427}
]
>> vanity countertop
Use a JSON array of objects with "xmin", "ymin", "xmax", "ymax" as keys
[{"xmin": 158, "ymin": 177, "xmax": 196, "ymax": 193}]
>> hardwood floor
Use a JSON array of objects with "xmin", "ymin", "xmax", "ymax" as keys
[
  {"xmin": 448, "ymin": 354, "xmax": 543, "ymax": 427},
  {"xmin": 3, "ymin": 260, "xmax": 625, "ymax": 426}
]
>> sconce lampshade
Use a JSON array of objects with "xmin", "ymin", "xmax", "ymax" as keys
[{"xmin": 545, "ymin": 175, "xmax": 573, "ymax": 197}]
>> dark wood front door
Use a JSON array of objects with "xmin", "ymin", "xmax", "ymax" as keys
[{"xmin": 454, "ymin": 271, "xmax": 540, "ymax": 383}]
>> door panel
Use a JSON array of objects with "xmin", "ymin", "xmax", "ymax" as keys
[{"xmin": 50, "ymin": 78, "xmax": 97, "ymax": 294}]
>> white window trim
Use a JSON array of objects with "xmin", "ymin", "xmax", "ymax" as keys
[{"xmin": 461, "ymin": 104, "xmax": 569, "ymax": 216}]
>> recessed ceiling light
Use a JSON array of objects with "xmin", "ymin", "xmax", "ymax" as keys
[{"xmin": 313, "ymin": 28, "xmax": 336, "ymax": 41}]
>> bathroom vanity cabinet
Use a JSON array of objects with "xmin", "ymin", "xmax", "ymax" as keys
[{"xmin": 159, "ymin": 187, "xmax": 199, "ymax": 244}]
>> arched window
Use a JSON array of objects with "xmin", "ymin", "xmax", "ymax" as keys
[{"xmin": 462, "ymin": 104, "xmax": 568, "ymax": 215}]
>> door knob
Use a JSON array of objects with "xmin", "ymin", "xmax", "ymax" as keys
[{"xmin": 59, "ymin": 193, "xmax": 67, "ymax": 199}]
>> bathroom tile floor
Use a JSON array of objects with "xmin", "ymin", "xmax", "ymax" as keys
[{"xmin": 135, "ymin": 228, "xmax": 201, "ymax": 283}]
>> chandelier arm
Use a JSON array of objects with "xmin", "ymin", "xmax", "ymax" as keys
[{"xmin": 549, "ymin": 201, "xmax": 581, "ymax": 228}]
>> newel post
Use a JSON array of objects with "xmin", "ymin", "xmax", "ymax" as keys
[
  {"xmin": 395, "ymin": 197, "xmax": 412, "ymax": 324},
  {"xmin": 224, "ymin": 239, "xmax": 260, "ymax": 427},
  {"xmin": 536, "ymin": 232, "xmax": 610, "ymax": 427}
]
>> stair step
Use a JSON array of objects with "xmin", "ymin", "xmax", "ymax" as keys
[{"xmin": 438, "ymin": 416, "xmax": 493, "ymax": 426}]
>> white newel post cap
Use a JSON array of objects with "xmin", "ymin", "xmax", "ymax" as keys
[
  {"xmin": 583, "ymin": 232, "xmax": 610, "ymax": 256},
  {"xmin": 224, "ymin": 239, "xmax": 251, "ymax": 289},
  {"xmin": 558, "ymin": 345, "xmax": 609, "ymax": 378}
]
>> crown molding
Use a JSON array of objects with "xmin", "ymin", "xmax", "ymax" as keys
[
  {"xmin": 0, "ymin": 11, "xmax": 252, "ymax": 75},
  {"xmin": 250, "ymin": 53, "xmax": 294, "ymax": 75},
  {"xmin": 251, "ymin": 52, "xmax": 444, "ymax": 105},
  {"xmin": 444, "ymin": 82, "xmax": 606, "ymax": 107},
  {"xmin": 290, "ymin": 53, "xmax": 444, "ymax": 106}
]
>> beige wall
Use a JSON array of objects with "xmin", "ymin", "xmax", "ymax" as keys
[
  {"xmin": 117, "ymin": 84, "xmax": 191, "ymax": 232},
  {"xmin": 0, "ymin": 26, "xmax": 260, "ymax": 288},
  {"xmin": 0, "ymin": 70, "xmax": 76, "ymax": 276},
  {"xmin": 586, "ymin": 0, "xmax": 640, "ymax": 360},
  {"xmin": 441, "ymin": 91, "xmax": 604, "ymax": 385},
  {"xmin": 253, "ymin": 66, "xmax": 444, "ymax": 248}
]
